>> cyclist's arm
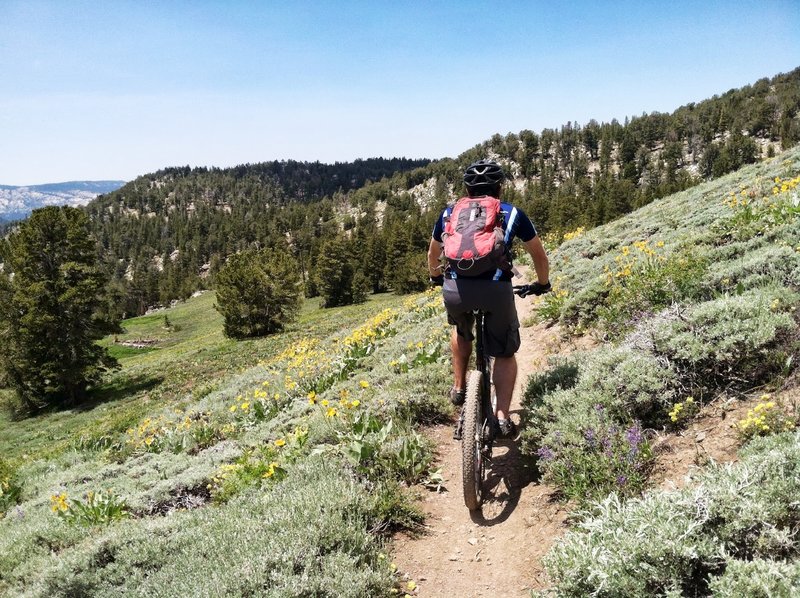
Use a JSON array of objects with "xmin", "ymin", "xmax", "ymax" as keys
[
  {"xmin": 522, "ymin": 236, "xmax": 549, "ymax": 285},
  {"xmin": 427, "ymin": 238, "xmax": 444, "ymax": 277}
]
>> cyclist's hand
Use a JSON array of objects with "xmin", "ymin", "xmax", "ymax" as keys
[
  {"xmin": 514, "ymin": 281, "xmax": 551, "ymax": 297},
  {"xmin": 429, "ymin": 274, "xmax": 445, "ymax": 287}
]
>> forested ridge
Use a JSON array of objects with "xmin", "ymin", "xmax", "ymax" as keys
[{"xmin": 66, "ymin": 67, "xmax": 800, "ymax": 315}]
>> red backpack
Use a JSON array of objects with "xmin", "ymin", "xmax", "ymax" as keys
[{"xmin": 442, "ymin": 196, "xmax": 508, "ymax": 276}]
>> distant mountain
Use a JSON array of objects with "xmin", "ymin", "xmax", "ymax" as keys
[{"xmin": 0, "ymin": 180, "xmax": 126, "ymax": 222}]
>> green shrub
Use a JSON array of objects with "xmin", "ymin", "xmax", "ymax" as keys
[
  {"xmin": 535, "ymin": 413, "xmax": 653, "ymax": 504},
  {"xmin": 0, "ymin": 457, "xmax": 22, "ymax": 516},
  {"xmin": 652, "ymin": 287, "xmax": 798, "ymax": 389},
  {"xmin": 50, "ymin": 489, "xmax": 129, "ymax": 527},
  {"xmin": 558, "ymin": 278, "xmax": 609, "ymax": 331},
  {"xmin": 709, "ymin": 558, "xmax": 800, "ymax": 597},
  {"xmin": 596, "ymin": 242, "xmax": 707, "ymax": 336},
  {"xmin": 542, "ymin": 430, "xmax": 800, "ymax": 596},
  {"xmin": 521, "ymin": 349, "xmax": 674, "ymax": 502},
  {"xmin": 705, "ymin": 240, "xmax": 800, "ymax": 292},
  {"xmin": 19, "ymin": 458, "xmax": 397, "ymax": 598},
  {"xmin": 535, "ymin": 286, "xmax": 571, "ymax": 325},
  {"xmin": 574, "ymin": 348, "xmax": 678, "ymax": 422},
  {"xmin": 522, "ymin": 358, "xmax": 579, "ymax": 409}
]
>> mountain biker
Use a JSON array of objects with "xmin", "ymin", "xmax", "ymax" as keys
[{"xmin": 427, "ymin": 159, "xmax": 550, "ymax": 438}]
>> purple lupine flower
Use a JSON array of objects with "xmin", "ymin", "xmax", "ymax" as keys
[
  {"xmin": 594, "ymin": 404, "xmax": 605, "ymax": 414},
  {"xmin": 602, "ymin": 433, "xmax": 614, "ymax": 458},
  {"xmin": 14, "ymin": 506, "xmax": 25, "ymax": 520},
  {"xmin": 625, "ymin": 424, "xmax": 643, "ymax": 448},
  {"xmin": 537, "ymin": 446, "xmax": 555, "ymax": 461},
  {"xmin": 584, "ymin": 428, "xmax": 596, "ymax": 447},
  {"xmin": 616, "ymin": 475, "xmax": 627, "ymax": 486}
]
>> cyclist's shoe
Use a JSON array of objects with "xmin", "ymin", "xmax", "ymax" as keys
[
  {"xmin": 495, "ymin": 418, "xmax": 518, "ymax": 439},
  {"xmin": 449, "ymin": 387, "xmax": 466, "ymax": 406}
]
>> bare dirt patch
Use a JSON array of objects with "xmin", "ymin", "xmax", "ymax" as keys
[{"xmin": 652, "ymin": 385, "xmax": 800, "ymax": 490}]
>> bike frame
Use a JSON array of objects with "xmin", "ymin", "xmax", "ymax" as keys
[{"xmin": 473, "ymin": 311, "xmax": 495, "ymax": 443}]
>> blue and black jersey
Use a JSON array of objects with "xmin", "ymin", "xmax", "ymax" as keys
[{"xmin": 432, "ymin": 199, "xmax": 538, "ymax": 282}]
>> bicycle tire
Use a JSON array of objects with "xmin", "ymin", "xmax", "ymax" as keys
[{"xmin": 461, "ymin": 369, "xmax": 484, "ymax": 511}]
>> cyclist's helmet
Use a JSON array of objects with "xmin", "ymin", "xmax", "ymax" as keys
[{"xmin": 463, "ymin": 159, "xmax": 505, "ymax": 189}]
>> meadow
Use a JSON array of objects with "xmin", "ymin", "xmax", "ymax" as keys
[{"xmin": 0, "ymin": 287, "xmax": 453, "ymax": 596}]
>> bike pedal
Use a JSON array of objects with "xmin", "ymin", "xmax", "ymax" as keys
[{"xmin": 453, "ymin": 406, "xmax": 465, "ymax": 440}]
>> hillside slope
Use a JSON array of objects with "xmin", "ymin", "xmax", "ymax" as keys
[
  {"xmin": 0, "ymin": 148, "xmax": 798, "ymax": 596},
  {"xmin": 517, "ymin": 146, "xmax": 800, "ymax": 594},
  {"xmin": 389, "ymin": 145, "xmax": 799, "ymax": 597}
]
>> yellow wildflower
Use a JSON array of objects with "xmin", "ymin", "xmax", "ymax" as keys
[
  {"xmin": 359, "ymin": 380, "xmax": 370, "ymax": 389},
  {"xmin": 50, "ymin": 492, "xmax": 69, "ymax": 513},
  {"xmin": 274, "ymin": 438, "xmax": 286, "ymax": 447}
]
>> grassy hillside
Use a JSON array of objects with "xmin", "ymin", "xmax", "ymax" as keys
[
  {"xmin": 0, "ymin": 288, "xmax": 453, "ymax": 596},
  {"xmin": 519, "ymin": 146, "xmax": 800, "ymax": 595},
  {"xmin": 2, "ymin": 146, "xmax": 799, "ymax": 596}
]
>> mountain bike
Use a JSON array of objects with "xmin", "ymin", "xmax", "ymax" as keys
[{"xmin": 457, "ymin": 282, "xmax": 549, "ymax": 511}]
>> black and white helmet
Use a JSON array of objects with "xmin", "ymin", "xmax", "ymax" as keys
[{"xmin": 463, "ymin": 159, "xmax": 505, "ymax": 188}]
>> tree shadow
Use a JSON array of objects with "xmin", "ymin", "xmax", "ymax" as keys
[
  {"xmin": 1, "ymin": 373, "xmax": 164, "ymax": 421},
  {"xmin": 76, "ymin": 373, "xmax": 164, "ymax": 412}
]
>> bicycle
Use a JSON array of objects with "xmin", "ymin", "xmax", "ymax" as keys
[{"xmin": 456, "ymin": 282, "xmax": 550, "ymax": 511}]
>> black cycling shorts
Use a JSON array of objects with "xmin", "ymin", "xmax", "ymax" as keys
[{"xmin": 442, "ymin": 278, "xmax": 521, "ymax": 358}]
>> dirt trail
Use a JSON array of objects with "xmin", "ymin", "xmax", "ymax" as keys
[
  {"xmin": 391, "ymin": 278, "xmax": 792, "ymax": 596},
  {"xmin": 392, "ymin": 288, "xmax": 591, "ymax": 597}
]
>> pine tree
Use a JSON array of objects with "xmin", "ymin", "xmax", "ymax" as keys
[
  {"xmin": 315, "ymin": 234, "xmax": 364, "ymax": 307},
  {"xmin": 214, "ymin": 248, "xmax": 302, "ymax": 338},
  {"xmin": 0, "ymin": 207, "xmax": 119, "ymax": 411}
]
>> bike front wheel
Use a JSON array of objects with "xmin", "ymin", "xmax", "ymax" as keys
[{"xmin": 461, "ymin": 369, "xmax": 485, "ymax": 511}]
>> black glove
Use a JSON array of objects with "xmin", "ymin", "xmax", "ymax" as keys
[
  {"xmin": 429, "ymin": 274, "xmax": 445, "ymax": 287},
  {"xmin": 513, "ymin": 281, "xmax": 551, "ymax": 297}
]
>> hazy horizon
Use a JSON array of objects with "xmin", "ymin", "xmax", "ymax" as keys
[{"xmin": 2, "ymin": 0, "xmax": 799, "ymax": 186}]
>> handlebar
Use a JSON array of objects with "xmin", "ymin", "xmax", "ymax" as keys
[{"xmin": 513, "ymin": 282, "xmax": 552, "ymax": 297}]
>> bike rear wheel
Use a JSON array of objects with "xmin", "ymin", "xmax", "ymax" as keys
[{"xmin": 461, "ymin": 369, "xmax": 484, "ymax": 511}]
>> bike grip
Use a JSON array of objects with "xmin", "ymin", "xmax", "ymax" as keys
[
  {"xmin": 531, "ymin": 281, "xmax": 552, "ymax": 295},
  {"xmin": 513, "ymin": 285, "xmax": 532, "ymax": 297}
]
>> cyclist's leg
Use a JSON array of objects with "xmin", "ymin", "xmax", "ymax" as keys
[
  {"xmin": 481, "ymin": 282, "xmax": 521, "ymax": 422},
  {"xmin": 450, "ymin": 327, "xmax": 471, "ymax": 391},
  {"xmin": 443, "ymin": 279, "xmax": 476, "ymax": 394},
  {"xmin": 492, "ymin": 355, "xmax": 517, "ymax": 421}
]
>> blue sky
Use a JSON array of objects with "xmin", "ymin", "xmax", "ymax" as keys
[{"xmin": 1, "ymin": 0, "xmax": 798, "ymax": 185}]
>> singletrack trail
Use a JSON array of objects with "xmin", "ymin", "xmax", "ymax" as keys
[{"xmin": 392, "ymin": 285, "xmax": 593, "ymax": 597}]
